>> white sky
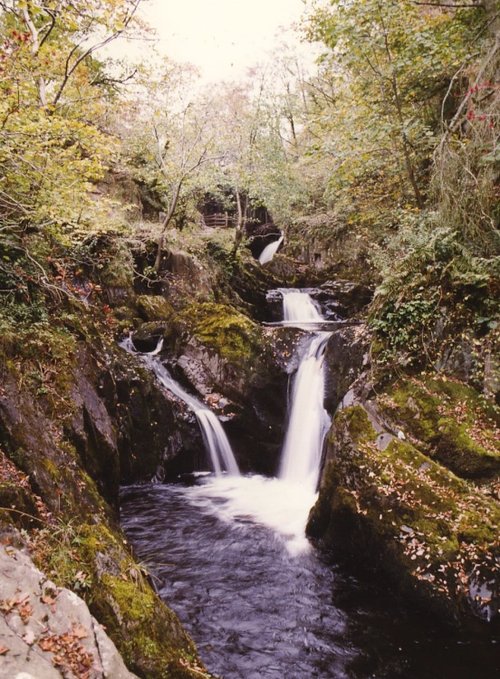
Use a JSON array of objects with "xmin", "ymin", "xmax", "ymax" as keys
[{"xmin": 115, "ymin": 0, "xmax": 314, "ymax": 83}]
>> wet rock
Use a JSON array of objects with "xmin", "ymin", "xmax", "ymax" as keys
[
  {"xmin": 316, "ymin": 279, "xmax": 373, "ymax": 317},
  {"xmin": 324, "ymin": 324, "xmax": 371, "ymax": 412},
  {"xmin": 112, "ymin": 353, "xmax": 204, "ymax": 481},
  {"xmin": 261, "ymin": 253, "xmax": 304, "ymax": 286},
  {"xmin": 67, "ymin": 346, "xmax": 120, "ymax": 508},
  {"xmin": 131, "ymin": 321, "xmax": 172, "ymax": 353}
]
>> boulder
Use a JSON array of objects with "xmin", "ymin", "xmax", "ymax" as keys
[
  {"xmin": 136, "ymin": 295, "xmax": 174, "ymax": 322},
  {"xmin": 0, "ymin": 544, "xmax": 138, "ymax": 679},
  {"xmin": 308, "ymin": 393, "xmax": 500, "ymax": 628}
]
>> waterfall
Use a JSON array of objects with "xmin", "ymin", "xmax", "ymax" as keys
[
  {"xmin": 278, "ymin": 291, "xmax": 332, "ymax": 491},
  {"xmin": 281, "ymin": 289, "xmax": 322, "ymax": 322},
  {"xmin": 120, "ymin": 338, "xmax": 240, "ymax": 476},
  {"xmin": 259, "ymin": 234, "xmax": 284, "ymax": 265}
]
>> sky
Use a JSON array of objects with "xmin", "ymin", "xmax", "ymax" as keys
[{"xmin": 114, "ymin": 0, "xmax": 314, "ymax": 84}]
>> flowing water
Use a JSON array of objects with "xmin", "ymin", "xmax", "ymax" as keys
[
  {"xmin": 120, "ymin": 338, "xmax": 239, "ymax": 476},
  {"xmin": 278, "ymin": 290, "xmax": 332, "ymax": 492},
  {"xmin": 259, "ymin": 234, "xmax": 284, "ymax": 264},
  {"xmin": 120, "ymin": 294, "xmax": 498, "ymax": 678}
]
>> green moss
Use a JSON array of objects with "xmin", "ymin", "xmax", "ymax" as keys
[
  {"xmin": 30, "ymin": 521, "xmax": 203, "ymax": 678},
  {"xmin": 336, "ymin": 405, "xmax": 377, "ymax": 443},
  {"xmin": 98, "ymin": 239, "xmax": 134, "ymax": 288},
  {"xmin": 180, "ymin": 302, "xmax": 261, "ymax": 363},
  {"xmin": 379, "ymin": 376, "xmax": 500, "ymax": 479},
  {"xmin": 312, "ymin": 402, "xmax": 500, "ymax": 623},
  {"xmin": 136, "ymin": 295, "xmax": 175, "ymax": 322}
]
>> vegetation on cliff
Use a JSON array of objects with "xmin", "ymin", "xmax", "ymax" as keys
[{"xmin": 0, "ymin": 1, "xmax": 498, "ymax": 673}]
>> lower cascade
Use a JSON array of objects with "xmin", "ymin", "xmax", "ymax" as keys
[
  {"xmin": 120, "ymin": 337, "xmax": 240, "ymax": 476},
  {"xmin": 279, "ymin": 331, "xmax": 331, "ymax": 491},
  {"xmin": 119, "ymin": 291, "xmax": 496, "ymax": 679}
]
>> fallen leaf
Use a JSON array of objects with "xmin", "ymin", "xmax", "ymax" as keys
[
  {"xmin": 72, "ymin": 624, "xmax": 88, "ymax": 640},
  {"xmin": 0, "ymin": 646, "xmax": 8, "ymax": 655}
]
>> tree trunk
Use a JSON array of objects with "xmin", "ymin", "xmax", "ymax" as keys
[
  {"xmin": 22, "ymin": 7, "xmax": 47, "ymax": 107},
  {"xmin": 391, "ymin": 76, "xmax": 424, "ymax": 208},
  {"xmin": 153, "ymin": 180, "xmax": 183, "ymax": 273},
  {"xmin": 231, "ymin": 190, "xmax": 247, "ymax": 257}
]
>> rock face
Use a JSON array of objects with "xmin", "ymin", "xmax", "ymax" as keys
[
  {"xmin": 0, "ymin": 327, "xmax": 209, "ymax": 678},
  {"xmin": 165, "ymin": 304, "xmax": 298, "ymax": 474},
  {"xmin": 308, "ymin": 379, "xmax": 500, "ymax": 629},
  {"xmin": 324, "ymin": 323, "xmax": 371, "ymax": 413},
  {"xmin": 0, "ymin": 544, "xmax": 138, "ymax": 679}
]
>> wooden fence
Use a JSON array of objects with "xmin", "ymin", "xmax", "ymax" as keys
[{"xmin": 201, "ymin": 213, "xmax": 235, "ymax": 228}]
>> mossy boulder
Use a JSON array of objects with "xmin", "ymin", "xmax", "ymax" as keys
[
  {"xmin": 179, "ymin": 302, "xmax": 261, "ymax": 364},
  {"xmin": 377, "ymin": 376, "xmax": 500, "ymax": 480},
  {"xmin": 136, "ymin": 295, "xmax": 174, "ymax": 322},
  {"xmin": 308, "ymin": 403, "xmax": 500, "ymax": 627},
  {"xmin": 30, "ymin": 522, "xmax": 208, "ymax": 679}
]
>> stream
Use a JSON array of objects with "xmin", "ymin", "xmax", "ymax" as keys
[{"xmin": 120, "ymin": 290, "xmax": 498, "ymax": 678}]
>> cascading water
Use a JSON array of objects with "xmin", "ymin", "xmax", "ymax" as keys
[
  {"xmin": 258, "ymin": 234, "xmax": 284, "ymax": 265},
  {"xmin": 120, "ymin": 337, "xmax": 239, "ymax": 476},
  {"xmin": 119, "ymin": 296, "xmax": 495, "ymax": 679},
  {"xmin": 281, "ymin": 288, "xmax": 322, "ymax": 322},
  {"xmin": 278, "ymin": 290, "xmax": 332, "ymax": 491}
]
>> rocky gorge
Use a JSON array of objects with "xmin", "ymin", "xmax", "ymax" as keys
[{"xmin": 0, "ymin": 226, "xmax": 498, "ymax": 678}]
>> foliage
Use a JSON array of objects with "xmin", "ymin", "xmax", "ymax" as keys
[{"xmin": 0, "ymin": 1, "xmax": 141, "ymax": 234}]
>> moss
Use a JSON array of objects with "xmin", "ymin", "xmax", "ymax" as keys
[
  {"xmin": 136, "ymin": 295, "xmax": 174, "ymax": 321},
  {"xmin": 379, "ymin": 376, "xmax": 500, "ymax": 479},
  {"xmin": 30, "ymin": 521, "xmax": 204, "ymax": 678},
  {"xmin": 98, "ymin": 239, "xmax": 134, "ymax": 288},
  {"xmin": 335, "ymin": 405, "xmax": 377, "ymax": 443},
  {"xmin": 310, "ymin": 402, "xmax": 500, "ymax": 624},
  {"xmin": 180, "ymin": 302, "xmax": 261, "ymax": 363}
]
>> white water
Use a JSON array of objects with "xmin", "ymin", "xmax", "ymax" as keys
[
  {"xmin": 278, "ymin": 291, "xmax": 332, "ymax": 492},
  {"xmin": 281, "ymin": 289, "xmax": 322, "ymax": 322},
  {"xmin": 178, "ymin": 474, "xmax": 317, "ymax": 555},
  {"xmin": 182, "ymin": 290, "xmax": 332, "ymax": 555},
  {"xmin": 119, "ymin": 290, "xmax": 330, "ymax": 554},
  {"xmin": 120, "ymin": 338, "xmax": 240, "ymax": 476},
  {"xmin": 259, "ymin": 234, "xmax": 284, "ymax": 265}
]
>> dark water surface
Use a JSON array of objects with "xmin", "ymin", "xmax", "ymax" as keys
[{"xmin": 120, "ymin": 480, "xmax": 498, "ymax": 679}]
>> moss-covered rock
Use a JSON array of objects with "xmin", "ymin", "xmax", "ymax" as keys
[
  {"xmin": 0, "ymin": 297, "xmax": 210, "ymax": 677},
  {"xmin": 29, "ymin": 522, "xmax": 207, "ymax": 679},
  {"xmin": 308, "ymin": 402, "xmax": 500, "ymax": 627},
  {"xmin": 377, "ymin": 376, "xmax": 500, "ymax": 479},
  {"xmin": 136, "ymin": 295, "xmax": 174, "ymax": 322},
  {"xmin": 179, "ymin": 302, "xmax": 261, "ymax": 364}
]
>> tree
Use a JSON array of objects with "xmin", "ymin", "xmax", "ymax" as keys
[
  {"xmin": 302, "ymin": 0, "xmax": 482, "ymax": 212},
  {"xmin": 0, "ymin": 1, "xmax": 143, "ymax": 230}
]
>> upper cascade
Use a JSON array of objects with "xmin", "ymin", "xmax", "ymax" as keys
[{"xmin": 259, "ymin": 234, "xmax": 284, "ymax": 265}]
